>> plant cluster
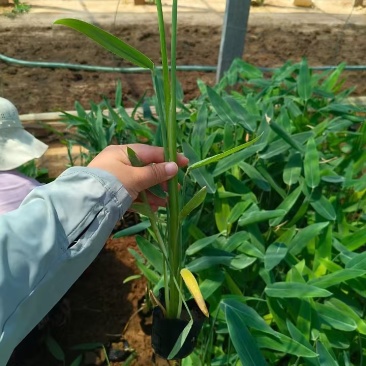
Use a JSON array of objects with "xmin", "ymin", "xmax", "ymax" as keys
[{"xmin": 53, "ymin": 3, "xmax": 366, "ymax": 364}]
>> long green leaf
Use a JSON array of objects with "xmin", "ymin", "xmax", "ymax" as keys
[
  {"xmin": 304, "ymin": 137, "xmax": 320, "ymax": 189},
  {"xmin": 135, "ymin": 235, "xmax": 164, "ymax": 274},
  {"xmin": 188, "ymin": 135, "xmax": 261, "ymax": 172},
  {"xmin": 54, "ymin": 19, "xmax": 154, "ymax": 69},
  {"xmin": 224, "ymin": 305, "xmax": 268, "ymax": 366},
  {"xmin": 308, "ymin": 269, "xmax": 366, "ymax": 288},
  {"xmin": 238, "ymin": 209, "xmax": 286, "ymax": 227},
  {"xmin": 297, "ymin": 59, "xmax": 312, "ymax": 101},
  {"xmin": 283, "ymin": 152, "xmax": 302, "ymax": 185},
  {"xmin": 264, "ymin": 242, "xmax": 288, "ymax": 271},
  {"xmin": 168, "ymin": 320, "xmax": 193, "ymax": 360},
  {"xmin": 314, "ymin": 303, "xmax": 357, "ymax": 331},
  {"xmin": 179, "ymin": 186, "xmax": 207, "ymax": 220},
  {"xmin": 113, "ymin": 220, "xmax": 151, "ymax": 238},
  {"xmin": 265, "ymin": 282, "xmax": 332, "ymax": 298},
  {"xmin": 316, "ymin": 341, "xmax": 339, "ymax": 366}
]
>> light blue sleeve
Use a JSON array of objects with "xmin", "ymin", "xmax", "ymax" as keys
[{"xmin": 0, "ymin": 166, "xmax": 132, "ymax": 364}]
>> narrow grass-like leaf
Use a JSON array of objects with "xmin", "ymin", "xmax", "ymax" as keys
[
  {"xmin": 297, "ymin": 58, "xmax": 312, "ymax": 101},
  {"xmin": 265, "ymin": 282, "xmax": 332, "ymax": 298},
  {"xmin": 188, "ymin": 135, "xmax": 261, "ymax": 171},
  {"xmin": 168, "ymin": 320, "xmax": 193, "ymax": 360},
  {"xmin": 113, "ymin": 220, "xmax": 151, "ymax": 238},
  {"xmin": 238, "ymin": 209, "xmax": 286, "ymax": 227},
  {"xmin": 179, "ymin": 186, "xmax": 207, "ymax": 220},
  {"xmin": 304, "ymin": 137, "xmax": 320, "ymax": 188},
  {"xmin": 54, "ymin": 19, "xmax": 154, "ymax": 69},
  {"xmin": 265, "ymin": 242, "xmax": 288, "ymax": 271},
  {"xmin": 224, "ymin": 305, "xmax": 268, "ymax": 366},
  {"xmin": 214, "ymin": 183, "xmax": 231, "ymax": 233},
  {"xmin": 181, "ymin": 268, "xmax": 209, "ymax": 317}
]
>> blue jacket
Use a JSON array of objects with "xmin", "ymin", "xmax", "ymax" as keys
[{"xmin": 0, "ymin": 167, "xmax": 132, "ymax": 364}]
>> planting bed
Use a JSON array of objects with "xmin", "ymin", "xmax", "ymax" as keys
[{"xmin": 1, "ymin": 4, "xmax": 366, "ymax": 366}]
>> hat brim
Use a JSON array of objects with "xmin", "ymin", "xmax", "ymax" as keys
[{"xmin": 0, "ymin": 127, "xmax": 48, "ymax": 171}]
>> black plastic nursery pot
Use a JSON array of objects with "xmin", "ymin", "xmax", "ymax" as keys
[{"xmin": 151, "ymin": 289, "xmax": 208, "ymax": 360}]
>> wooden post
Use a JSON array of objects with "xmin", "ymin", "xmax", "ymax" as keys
[
  {"xmin": 354, "ymin": 0, "xmax": 364, "ymax": 6},
  {"xmin": 216, "ymin": 0, "xmax": 251, "ymax": 83}
]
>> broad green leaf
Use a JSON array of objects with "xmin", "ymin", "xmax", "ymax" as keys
[
  {"xmin": 179, "ymin": 186, "xmax": 207, "ymax": 220},
  {"xmin": 207, "ymin": 86, "xmax": 240, "ymax": 126},
  {"xmin": 327, "ymin": 298, "xmax": 366, "ymax": 335},
  {"xmin": 227, "ymin": 201, "xmax": 252, "ymax": 225},
  {"xmin": 221, "ymin": 299, "xmax": 278, "ymax": 336},
  {"xmin": 283, "ymin": 152, "xmax": 302, "ymax": 185},
  {"xmin": 230, "ymin": 254, "xmax": 257, "ymax": 270},
  {"xmin": 297, "ymin": 299, "xmax": 312, "ymax": 342},
  {"xmin": 113, "ymin": 220, "xmax": 151, "ymax": 238},
  {"xmin": 224, "ymin": 306, "xmax": 268, "ymax": 366},
  {"xmin": 45, "ymin": 335, "xmax": 65, "ymax": 362},
  {"xmin": 322, "ymin": 62, "xmax": 346, "ymax": 92},
  {"xmin": 186, "ymin": 255, "xmax": 234, "ymax": 272},
  {"xmin": 304, "ymin": 138, "xmax": 320, "ymax": 188},
  {"xmin": 289, "ymin": 222, "xmax": 329, "ymax": 255},
  {"xmin": 188, "ymin": 135, "xmax": 261, "ymax": 172},
  {"xmin": 316, "ymin": 341, "xmax": 339, "ymax": 366},
  {"xmin": 238, "ymin": 162, "xmax": 271, "ymax": 191},
  {"xmin": 191, "ymin": 104, "xmax": 208, "ymax": 156},
  {"xmin": 168, "ymin": 320, "xmax": 193, "ymax": 360},
  {"xmin": 225, "ymin": 231, "xmax": 250, "ymax": 252},
  {"xmin": 346, "ymin": 251, "xmax": 366, "ymax": 269},
  {"xmin": 54, "ymin": 19, "xmax": 154, "ymax": 69},
  {"xmin": 255, "ymin": 333, "xmax": 318, "ymax": 358},
  {"xmin": 269, "ymin": 185, "xmax": 302, "ymax": 226},
  {"xmin": 186, "ymin": 234, "xmax": 221, "ymax": 256},
  {"xmin": 265, "ymin": 282, "xmax": 332, "ymax": 298},
  {"xmin": 238, "ymin": 209, "xmax": 286, "ymax": 227},
  {"xmin": 286, "ymin": 320, "xmax": 320, "ymax": 366},
  {"xmin": 341, "ymin": 227, "xmax": 366, "ymax": 251},
  {"xmin": 135, "ymin": 235, "xmax": 163, "ymax": 274},
  {"xmin": 310, "ymin": 194, "xmax": 336, "ymax": 221},
  {"xmin": 308, "ymin": 269, "xmax": 366, "ymax": 288},
  {"xmin": 264, "ymin": 242, "xmax": 288, "ymax": 271},
  {"xmin": 314, "ymin": 303, "xmax": 357, "ymax": 331},
  {"xmin": 200, "ymin": 271, "xmax": 225, "ymax": 299},
  {"xmin": 297, "ymin": 59, "xmax": 312, "ymax": 101},
  {"xmin": 268, "ymin": 119, "xmax": 304, "ymax": 153},
  {"xmin": 70, "ymin": 355, "xmax": 83, "ymax": 366},
  {"xmin": 136, "ymin": 261, "xmax": 160, "ymax": 284},
  {"xmin": 214, "ymin": 183, "xmax": 231, "ymax": 233}
]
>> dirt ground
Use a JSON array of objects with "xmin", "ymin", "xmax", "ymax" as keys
[{"xmin": 1, "ymin": 1, "xmax": 366, "ymax": 365}]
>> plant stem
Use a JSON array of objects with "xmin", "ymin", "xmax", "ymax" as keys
[{"xmin": 166, "ymin": 0, "xmax": 181, "ymax": 320}]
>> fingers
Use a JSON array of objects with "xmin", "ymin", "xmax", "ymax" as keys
[
  {"xmin": 126, "ymin": 144, "xmax": 189, "ymax": 167},
  {"xmin": 133, "ymin": 161, "xmax": 179, "ymax": 192}
]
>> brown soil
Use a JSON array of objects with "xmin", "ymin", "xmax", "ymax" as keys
[{"xmin": 1, "ymin": 4, "xmax": 366, "ymax": 366}]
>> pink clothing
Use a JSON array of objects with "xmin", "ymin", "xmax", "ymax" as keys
[{"xmin": 0, "ymin": 170, "xmax": 41, "ymax": 215}]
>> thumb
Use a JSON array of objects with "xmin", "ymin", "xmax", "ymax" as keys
[{"xmin": 134, "ymin": 162, "xmax": 178, "ymax": 192}]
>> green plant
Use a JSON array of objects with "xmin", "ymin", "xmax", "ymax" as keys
[
  {"xmin": 59, "ymin": 81, "xmax": 153, "ymax": 165},
  {"xmin": 3, "ymin": 0, "xmax": 30, "ymax": 18}
]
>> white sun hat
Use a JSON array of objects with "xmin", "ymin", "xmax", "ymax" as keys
[{"xmin": 0, "ymin": 97, "xmax": 48, "ymax": 171}]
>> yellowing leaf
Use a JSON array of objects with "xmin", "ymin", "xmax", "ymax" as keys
[{"xmin": 180, "ymin": 268, "xmax": 209, "ymax": 318}]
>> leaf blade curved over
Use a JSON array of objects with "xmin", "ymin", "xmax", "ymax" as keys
[{"xmin": 54, "ymin": 18, "xmax": 154, "ymax": 70}]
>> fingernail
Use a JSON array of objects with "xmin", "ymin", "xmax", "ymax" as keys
[{"xmin": 165, "ymin": 162, "xmax": 178, "ymax": 176}]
